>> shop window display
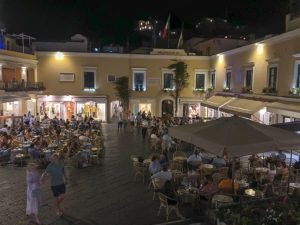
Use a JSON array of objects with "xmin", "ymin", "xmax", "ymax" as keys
[
  {"xmin": 39, "ymin": 102, "xmax": 60, "ymax": 118},
  {"xmin": 183, "ymin": 104, "xmax": 200, "ymax": 118},
  {"xmin": 76, "ymin": 102, "xmax": 106, "ymax": 121}
]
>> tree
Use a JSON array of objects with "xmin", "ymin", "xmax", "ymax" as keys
[
  {"xmin": 114, "ymin": 76, "xmax": 130, "ymax": 114},
  {"xmin": 167, "ymin": 60, "xmax": 189, "ymax": 116}
]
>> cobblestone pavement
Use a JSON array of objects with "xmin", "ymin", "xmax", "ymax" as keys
[{"xmin": 0, "ymin": 124, "xmax": 205, "ymax": 225}]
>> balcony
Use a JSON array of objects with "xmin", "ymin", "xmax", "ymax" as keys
[{"xmin": 0, "ymin": 81, "xmax": 45, "ymax": 92}]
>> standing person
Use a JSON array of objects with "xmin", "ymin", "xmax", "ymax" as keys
[
  {"xmin": 117, "ymin": 113, "xmax": 123, "ymax": 132},
  {"xmin": 141, "ymin": 117, "xmax": 149, "ymax": 140},
  {"xmin": 40, "ymin": 153, "xmax": 68, "ymax": 216},
  {"xmin": 26, "ymin": 163, "xmax": 42, "ymax": 224}
]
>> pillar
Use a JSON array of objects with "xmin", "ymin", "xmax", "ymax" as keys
[
  {"xmin": 0, "ymin": 64, "xmax": 2, "ymax": 81},
  {"xmin": 34, "ymin": 67, "xmax": 38, "ymax": 82},
  {"xmin": 21, "ymin": 66, "xmax": 27, "ymax": 82}
]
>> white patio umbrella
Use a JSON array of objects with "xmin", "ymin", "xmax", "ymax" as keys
[{"xmin": 169, "ymin": 116, "xmax": 300, "ymax": 157}]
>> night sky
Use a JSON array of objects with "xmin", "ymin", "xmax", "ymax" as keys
[{"xmin": 0, "ymin": 0, "xmax": 289, "ymax": 44}]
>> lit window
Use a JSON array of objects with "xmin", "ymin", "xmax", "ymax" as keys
[
  {"xmin": 195, "ymin": 73, "xmax": 205, "ymax": 90},
  {"xmin": 268, "ymin": 67, "xmax": 277, "ymax": 89},
  {"xmin": 210, "ymin": 72, "xmax": 215, "ymax": 88},
  {"xmin": 132, "ymin": 69, "xmax": 146, "ymax": 91},
  {"xmin": 82, "ymin": 68, "xmax": 96, "ymax": 91},
  {"xmin": 225, "ymin": 71, "xmax": 231, "ymax": 89},
  {"xmin": 163, "ymin": 72, "xmax": 175, "ymax": 90},
  {"xmin": 245, "ymin": 69, "xmax": 253, "ymax": 89}
]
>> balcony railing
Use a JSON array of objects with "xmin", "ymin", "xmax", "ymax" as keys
[{"xmin": 0, "ymin": 81, "xmax": 45, "ymax": 92}]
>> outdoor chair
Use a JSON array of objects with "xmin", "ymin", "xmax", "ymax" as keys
[
  {"xmin": 157, "ymin": 193, "xmax": 181, "ymax": 221},
  {"xmin": 151, "ymin": 178, "xmax": 166, "ymax": 200},
  {"xmin": 215, "ymin": 167, "xmax": 229, "ymax": 179},
  {"xmin": 212, "ymin": 172, "xmax": 223, "ymax": 185},
  {"xmin": 295, "ymin": 169, "xmax": 300, "ymax": 182},
  {"xmin": 173, "ymin": 151, "xmax": 187, "ymax": 160},
  {"xmin": 133, "ymin": 161, "xmax": 148, "ymax": 183}
]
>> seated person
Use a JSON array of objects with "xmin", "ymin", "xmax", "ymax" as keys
[
  {"xmin": 187, "ymin": 149, "xmax": 202, "ymax": 168},
  {"xmin": 268, "ymin": 164, "xmax": 277, "ymax": 182},
  {"xmin": 149, "ymin": 155, "xmax": 161, "ymax": 175},
  {"xmin": 199, "ymin": 175, "xmax": 219, "ymax": 199},
  {"xmin": 218, "ymin": 171, "xmax": 239, "ymax": 194},
  {"xmin": 276, "ymin": 162, "xmax": 289, "ymax": 177},
  {"xmin": 212, "ymin": 155, "xmax": 226, "ymax": 168},
  {"xmin": 248, "ymin": 154, "xmax": 262, "ymax": 167},
  {"xmin": 0, "ymin": 132, "xmax": 9, "ymax": 149},
  {"xmin": 159, "ymin": 151, "xmax": 168, "ymax": 166},
  {"xmin": 293, "ymin": 156, "xmax": 300, "ymax": 170},
  {"xmin": 277, "ymin": 150, "xmax": 286, "ymax": 163},
  {"xmin": 151, "ymin": 164, "xmax": 172, "ymax": 181},
  {"xmin": 261, "ymin": 179, "xmax": 276, "ymax": 198}
]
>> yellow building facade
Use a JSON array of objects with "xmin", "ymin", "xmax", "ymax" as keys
[
  {"xmin": 2, "ymin": 23, "xmax": 300, "ymax": 124},
  {"xmin": 0, "ymin": 49, "xmax": 40, "ymax": 118},
  {"xmin": 36, "ymin": 52, "xmax": 210, "ymax": 121}
]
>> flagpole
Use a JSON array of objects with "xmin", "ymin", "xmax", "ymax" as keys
[{"xmin": 167, "ymin": 29, "xmax": 170, "ymax": 49}]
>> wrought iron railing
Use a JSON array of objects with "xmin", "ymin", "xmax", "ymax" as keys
[{"xmin": 0, "ymin": 81, "xmax": 45, "ymax": 92}]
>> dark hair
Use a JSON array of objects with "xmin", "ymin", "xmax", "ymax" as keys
[
  {"xmin": 205, "ymin": 174, "xmax": 213, "ymax": 182},
  {"xmin": 151, "ymin": 155, "xmax": 159, "ymax": 161}
]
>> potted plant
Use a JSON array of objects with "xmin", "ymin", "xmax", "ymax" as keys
[{"xmin": 241, "ymin": 86, "xmax": 252, "ymax": 94}]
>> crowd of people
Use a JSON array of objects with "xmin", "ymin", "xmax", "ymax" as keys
[{"xmin": 0, "ymin": 111, "xmax": 104, "ymax": 224}]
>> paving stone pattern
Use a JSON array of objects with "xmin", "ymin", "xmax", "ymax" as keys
[{"xmin": 0, "ymin": 124, "xmax": 203, "ymax": 225}]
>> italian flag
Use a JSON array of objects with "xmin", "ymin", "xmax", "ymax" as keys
[{"xmin": 162, "ymin": 14, "xmax": 171, "ymax": 39}]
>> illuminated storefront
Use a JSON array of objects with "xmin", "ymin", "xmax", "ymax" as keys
[
  {"xmin": 182, "ymin": 103, "xmax": 201, "ymax": 118},
  {"xmin": 37, "ymin": 95, "xmax": 107, "ymax": 121},
  {"xmin": 2, "ymin": 101, "xmax": 20, "ymax": 116}
]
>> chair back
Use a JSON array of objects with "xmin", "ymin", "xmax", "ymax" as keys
[
  {"xmin": 212, "ymin": 173, "xmax": 223, "ymax": 185},
  {"xmin": 173, "ymin": 151, "xmax": 187, "ymax": 159},
  {"xmin": 158, "ymin": 193, "xmax": 168, "ymax": 207},
  {"xmin": 152, "ymin": 178, "xmax": 166, "ymax": 190}
]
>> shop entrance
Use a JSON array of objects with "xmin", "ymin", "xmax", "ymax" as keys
[
  {"xmin": 110, "ymin": 101, "xmax": 122, "ymax": 119},
  {"xmin": 161, "ymin": 99, "xmax": 174, "ymax": 117}
]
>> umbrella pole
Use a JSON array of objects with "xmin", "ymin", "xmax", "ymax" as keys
[
  {"xmin": 287, "ymin": 150, "xmax": 293, "ymax": 194},
  {"xmin": 231, "ymin": 158, "xmax": 235, "ymax": 195}
]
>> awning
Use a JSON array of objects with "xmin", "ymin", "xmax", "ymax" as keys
[
  {"xmin": 200, "ymin": 96, "xmax": 233, "ymax": 110},
  {"xmin": 267, "ymin": 102, "xmax": 300, "ymax": 118},
  {"xmin": 0, "ymin": 94, "xmax": 30, "ymax": 103},
  {"xmin": 220, "ymin": 98, "xmax": 266, "ymax": 118}
]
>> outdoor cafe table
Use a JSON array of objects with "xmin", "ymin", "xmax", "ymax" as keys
[
  {"xmin": 289, "ymin": 183, "xmax": 300, "ymax": 197},
  {"xmin": 11, "ymin": 148, "xmax": 24, "ymax": 161},
  {"xmin": 173, "ymin": 156, "xmax": 187, "ymax": 162},
  {"xmin": 177, "ymin": 186, "xmax": 199, "ymax": 205},
  {"xmin": 211, "ymin": 194, "xmax": 233, "ymax": 207},
  {"xmin": 255, "ymin": 167, "xmax": 269, "ymax": 173}
]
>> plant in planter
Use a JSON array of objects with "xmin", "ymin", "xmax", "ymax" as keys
[
  {"xmin": 289, "ymin": 88, "xmax": 300, "ymax": 95},
  {"xmin": 193, "ymin": 88, "xmax": 206, "ymax": 94},
  {"xmin": 223, "ymin": 87, "xmax": 231, "ymax": 92},
  {"xmin": 207, "ymin": 87, "xmax": 214, "ymax": 93},
  {"xmin": 241, "ymin": 86, "xmax": 252, "ymax": 94},
  {"xmin": 262, "ymin": 87, "xmax": 278, "ymax": 94}
]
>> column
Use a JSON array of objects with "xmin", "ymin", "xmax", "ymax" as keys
[
  {"xmin": 0, "ymin": 64, "xmax": 2, "ymax": 81},
  {"xmin": 34, "ymin": 67, "xmax": 37, "ymax": 82},
  {"xmin": 21, "ymin": 66, "xmax": 27, "ymax": 82}
]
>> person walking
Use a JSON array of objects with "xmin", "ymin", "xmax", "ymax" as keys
[
  {"xmin": 141, "ymin": 117, "xmax": 149, "ymax": 140},
  {"xmin": 40, "ymin": 153, "xmax": 68, "ymax": 216},
  {"xmin": 26, "ymin": 163, "xmax": 42, "ymax": 224}
]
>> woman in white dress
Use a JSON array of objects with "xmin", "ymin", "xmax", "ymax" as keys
[{"xmin": 26, "ymin": 163, "xmax": 42, "ymax": 224}]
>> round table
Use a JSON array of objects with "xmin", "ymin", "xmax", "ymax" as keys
[{"xmin": 212, "ymin": 194, "xmax": 233, "ymax": 206}]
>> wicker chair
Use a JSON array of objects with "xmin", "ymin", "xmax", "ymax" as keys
[
  {"xmin": 157, "ymin": 193, "xmax": 183, "ymax": 221},
  {"xmin": 151, "ymin": 178, "xmax": 166, "ymax": 200},
  {"xmin": 133, "ymin": 161, "xmax": 148, "ymax": 183},
  {"xmin": 173, "ymin": 151, "xmax": 187, "ymax": 160}
]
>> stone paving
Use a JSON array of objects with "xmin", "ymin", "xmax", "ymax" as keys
[{"xmin": 0, "ymin": 124, "xmax": 205, "ymax": 225}]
